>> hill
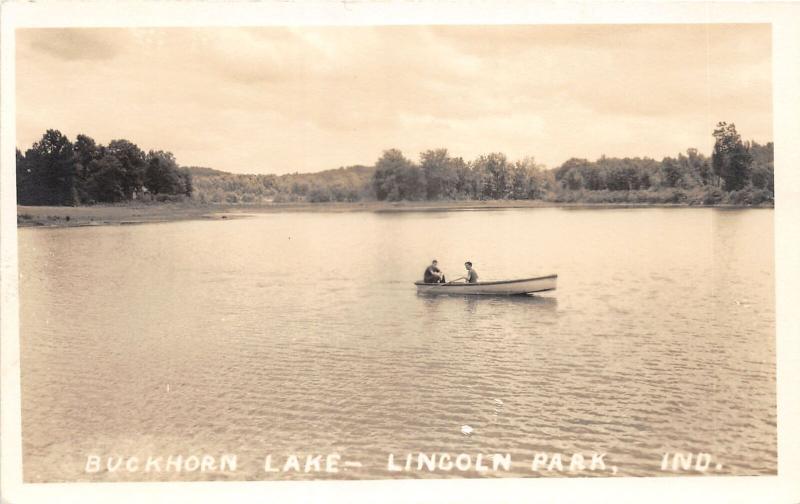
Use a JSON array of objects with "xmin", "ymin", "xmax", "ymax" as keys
[{"xmin": 188, "ymin": 165, "xmax": 376, "ymax": 204}]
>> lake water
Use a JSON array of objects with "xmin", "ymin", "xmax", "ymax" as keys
[{"xmin": 18, "ymin": 207, "xmax": 775, "ymax": 481}]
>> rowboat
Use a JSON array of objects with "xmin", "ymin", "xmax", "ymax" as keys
[{"xmin": 415, "ymin": 274, "xmax": 557, "ymax": 296}]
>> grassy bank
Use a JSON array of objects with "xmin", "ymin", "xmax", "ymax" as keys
[
  {"xmin": 17, "ymin": 196, "xmax": 773, "ymax": 228},
  {"xmin": 16, "ymin": 203, "xmax": 236, "ymax": 228}
]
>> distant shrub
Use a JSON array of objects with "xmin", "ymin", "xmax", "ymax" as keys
[
  {"xmin": 699, "ymin": 187, "xmax": 725, "ymax": 205},
  {"xmin": 155, "ymin": 193, "xmax": 186, "ymax": 203},
  {"xmin": 272, "ymin": 192, "xmax": 301, "ymax": 203},
  {"xmin": 665, "ymin": 189, "xmax": 687, "ymax": 204},
  {"xmin": 729, "ymin": 188, "xmax": 752, "ymax": 205},
  {"xmin": 308, "ymin": 187, "xmax": 333, "ymax": 203},
  {"xmin": 749, "ymin": 188, "xmax": 773, "ymax": 205}
]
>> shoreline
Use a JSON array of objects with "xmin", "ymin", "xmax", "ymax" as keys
[
  {"xmin": 16, "ymin": 204, "xmax": 236, "ymax": 228},
  {"xmin": 17, "ymin": 200, "xmax": 774, "ymax": 228},
  {"xmin": 243, "ymin": 199, "xmax": 774, "ymax": 213}
]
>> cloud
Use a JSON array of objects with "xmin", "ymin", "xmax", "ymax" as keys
[
  {"xmin": 20, "ymin": 28, "xmax": 126, "ymax": 61},
  {"xmin": 15, "ymin": 25, "xmax": 772, "ymax": 173}
]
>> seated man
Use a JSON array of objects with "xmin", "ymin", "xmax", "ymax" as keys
[
  {"xmin": 464, "ymin": 261, "xmax": 479, "ymax": 283},
  {"xmin": 423, "ymin": 259, "xmax": 446, "ymax": 283}
]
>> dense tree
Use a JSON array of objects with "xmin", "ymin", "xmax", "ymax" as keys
[
  {"xmin": 373, "ymin": 149, "xmax": 425, "ymax": 201},
  {"xmin": 748, "ymin": 141, "xmax": 774, "ymax": 192},
  {"xmin": 145, "ymin": 151, "xmax": 185, "ymax": 195},
  {"xmin": 556, "ymin": 158, "xmax": 592, "ymax": 190},
  {"xmin": 510, "ymin": 157, "xmax": 546, "ymax": 199},
  {"xmin": 678, "ymin": 148, "xmax": 711, "ymax": 187},
  {"xmin": 659, "ymin": 157, "xmax": 683, "ymax": 188},
  {"xmin": 16, "ymin": 129, "xmax": 193, "ymax": 205},
  {"xmin": 86, "ymin": 155, "xmax": 126, "ymax": 202},
  {"xmin": 601, "ymin": 157, "xmax": 640, "ymax": 191},
  {"xmin": 179, "ymin": 168, "xmax": 193, "ymax": 197},
  {"xmin": 749, "ymin": 141, "xmax": 773, "ymax": 167},
  {"xmin": 473, "ymin": 153, "xmax": 511, "ymax": 199},
  {"xmin": 106, "ymin": 139, "xmax": 147, "ymax": 199},
  {"xmin": 72, "ymin": 134, "xmax": 103, "ymax": 202},
  {"xmin": 74, "ymin": 134, "xmax": 101, "ymax": 179},
  {"xmin": 420, "ymin": 149, "xmax": 459, "ymax": 200},
  {"xmin": 19, "ymin": 129, "xmax": 78, "ymax": 205},
  {"xmin": 712, "ymin": 122, "xmax": 753, "ymax": 191}
]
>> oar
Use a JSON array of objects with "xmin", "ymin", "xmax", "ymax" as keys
[{"xmin": 443, "ymin": 276, "xmax": 466, "ymax": 285}]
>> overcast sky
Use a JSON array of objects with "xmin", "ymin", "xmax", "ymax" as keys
[{"xmin": 16, "ymin": 25, "xmax": 771, "ymax": 174}]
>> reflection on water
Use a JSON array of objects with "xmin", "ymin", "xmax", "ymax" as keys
[
  {"xmin": 418, "ymin": 293, "xmax": 559, "ymax": 317},
  {"xmin": 18, "ymin": 208, "xmax": 775, "ymax": 481}
]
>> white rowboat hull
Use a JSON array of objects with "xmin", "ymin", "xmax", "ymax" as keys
[{"xmin": 415, "ymin": 274, "xmax": 557, "ymax": 296}]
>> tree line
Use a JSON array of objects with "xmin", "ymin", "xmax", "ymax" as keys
[
  {"xmin": 17, "ymin": 122, "xmax": 773, "ymax": 207},
  {"xmin": 16, "ymin": 129, "xmax": 192, "ymax": 205},
  {"xmin": 371, "ymin": 122, "xmax": 773, "ymax": 205}
]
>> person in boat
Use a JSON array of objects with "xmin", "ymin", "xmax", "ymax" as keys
[
  {"xmin": 423, "ymin": 259, "xmax": 446, "ymax": 284},
  {"xmin": 450, "ymin": 261, "xmax": 479, "ymax": 284},
  {"xmin": 464, "ymin": 261, "xmax": 479, "ymax": 283}
]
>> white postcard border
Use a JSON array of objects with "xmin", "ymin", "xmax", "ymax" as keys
[{"xmin": 2, "ymin": 1, "xmax": 799, "ymax": 503}]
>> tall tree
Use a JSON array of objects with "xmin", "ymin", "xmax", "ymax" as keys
[
  {"xmin": 73, "ymin": 134, "xmax": 102, "ymax": 202},
  {"xmin": 680, "ymin": 148, "xmax": 711, "ymax": 187},
  {"xmin": 510, "ymin": 157, "xmax": 545, "ymax": 199},
  {"xmin": 712, "ymin": 122, "xmax": 753, "ymax": 191},
  {"xmin": 74, "ymin": 134, "xmax": 101, "ymax": 179},
  {"xmin": 659, "ymin": 157, "xmax": 683, "ymax": 188},
  {"xmin": 555, "ymin": 158, "xmax": 592, "ymax": 190},
  {"xmin": 145, "ymin": 150, "xmax": 184, "ymax": 195},
  {"xmin": 106, "ymin": 139, "xmax": 146, "ymax": 199},
  {"xmin": 86, "ymin": 155, "xmax": 126, "ymax": 202},
  {"xmin": 748, "ymin": 141, "xmax": 774, "ymax": 193},
  {"xmin": 179, "ymin": 168, "xmax": 193, "ymax": 197},
  {"xmin": 420, "ymin": 149, "xmax": 458, "ymax": 200},
  {"xmin": 473, "ymin": 153, "xmax": 511, "ymax": 199},
  {"xmin": 452, "ymin": 157, "xmax": 474, "ymax": 198},
  {"xmin": 372, "ymin": 149, "xmax": 425, "ymax": 201},
  {"xmin": 20, "ymin": 129, "xmax": 78, "ymax": 205}
]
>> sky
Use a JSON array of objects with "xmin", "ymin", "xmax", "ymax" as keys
[{"xmin": 16, "ymin": 25, "xmax": 772, "ymax": 175}]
